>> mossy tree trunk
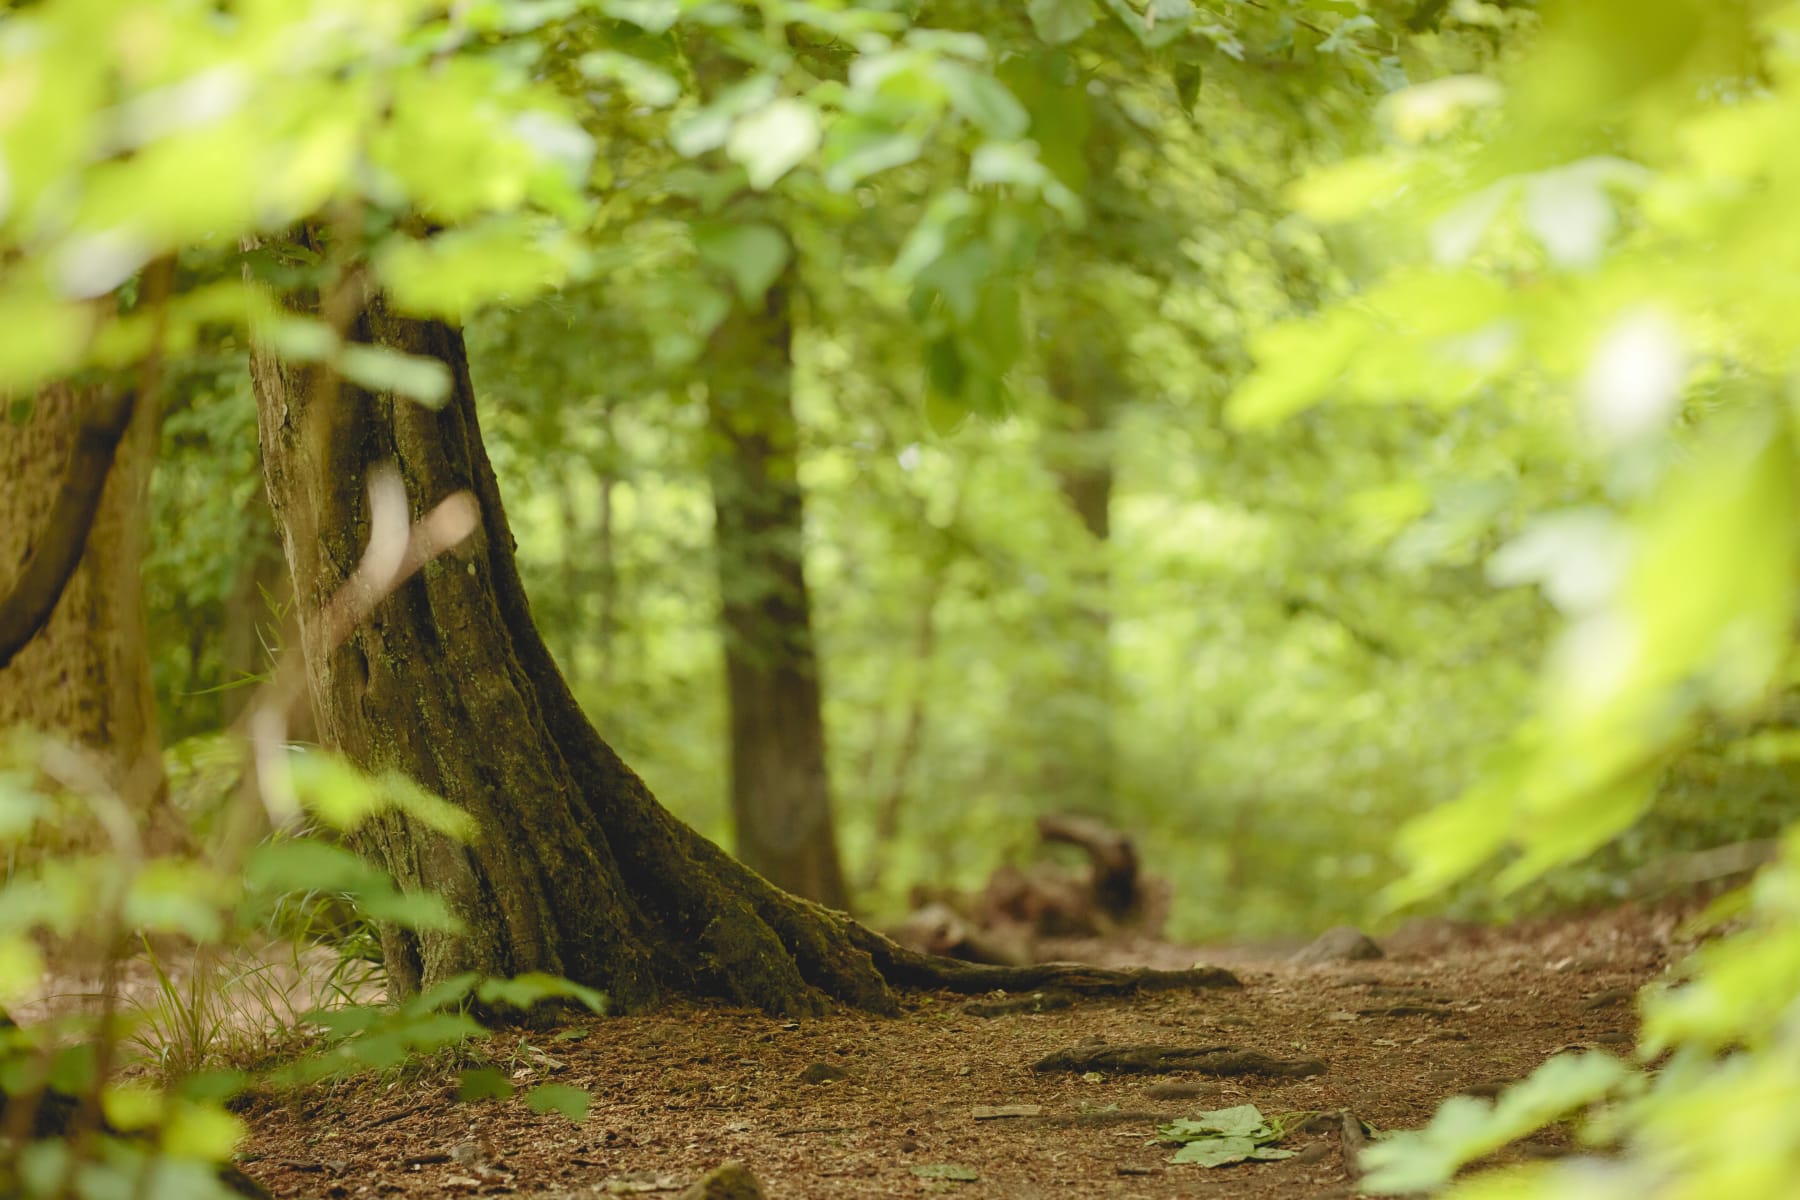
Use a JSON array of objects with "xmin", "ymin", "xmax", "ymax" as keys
[
  {"xmin": 0, "ymin": 383, "xmax": 172, "ymax": 826},
  {"xmin": 704, "ymin": 246, "xmax": 851, "ymax": 912},
  {"xmin": 249, "ymin": 279, "xmax": 891, "ymax": 1014}
]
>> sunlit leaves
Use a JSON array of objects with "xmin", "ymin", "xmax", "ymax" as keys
[
  {"xmin": 125, "ymin": 860, "xmax": 234, "ymax": 942},
  {"xmin": 243, "ymin": 840, "xmax": 462, "ymax": 933},
  {"xmin": 1267, "ymin": 13, "xmax": 1800, "ymax": 1195},
  {"xmin": 1287, "ymin": 156, "xmax": 1410, "ymax": 223},
  {"xmin": 0, "ymin": 859, "xmax": 119, "ymax": 940},
  {"xmin": 0, "ymin": 282, "xmax": 89, "ymax": 391},
  {"xmin": 338, "ymin": 344, "xmax": 453, "ymax": 406},
  {"xmin": 671, "ymin": 76, "xmax": 780, "ymax": 157},
  {"xmin": 289, "ymin": 1008, "xmax": 485, "ymax": 1078},
  {"xmin": 157, "ymin": 1101, "xmax": 247, "ymax": 1162},
  {"xmin": 285, "ymin": 749, "xmax": 477, "ymax": 840},
  {"xmin": 376, "ymin": 221, "xmax": 585, "ymax": 320},
  {"xmin": 1381, "ymin": 763, "xmax": 1520, "ymax": 911},
  {"xmin": 1389, "ymin": 846, "xmax": 1800, "ymax": 1200},
  {"xmin": 370, "ymin": 64, "xmax": 592, "ymax": 222},
  {"xmin": 726, "ymin": 98, "xmax": 822, "ymax": 189},
  {"xmin": 1487, "ymin": 508, "xmax": 1631, "ymax": 616},
  {"xmin": 100, "ymin": 1085, "xmax": 165, "ymax": 1135},
  {"xmin": 476, "ymin": 971, "xmax": 608, "ymax": 1014},
  {"xmin": 0, "ymin": 936, "xmax": 44, "ymax": 1006},
  {"xmin": 1610, "ymin": 414, "xmax": 1796, "ymax": 718},
  {"xmin": 968, "ymin": 143, "xmax": 1080, "ymax": 219},
  {"xmin": 1361, "ymin": 1053, "xmax": 1634, "ymax": 1193},
  {"xmin": 1385, "ymin": 412, "xmax": 1799, "ymax": 903},
  {"xmin": 1379, "ymin": 75, "xmax": 1503, "ymax": 143},
  {"xmin": 0, "ymin": 0, "xmax": 598, "ymax": 391},
  {"xmin": 1227, "ymin": 309, "xmax": 1369, "ymax": 428}
]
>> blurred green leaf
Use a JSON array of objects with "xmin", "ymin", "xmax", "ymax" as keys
[
  {"xmin": 524, "ymin": 1083, "xmax": 591, "ymax": 1122},
  {"xmin": 1362, "ymin": 1054, "xmax": 1631, "ymax": 1193},
  {"xmin": 695, "ymin": 223, "xmax": 791, "ymax": 304},
  {"xmin": 338, "ymin": 344, "xmax": 453, "ymax": 406},
  {"xmin": 727, "ymin": 99, "xmax": 822, "ymax": 190},
  {"xmin": 477, "ymin": 972, "xmax": 608, "ymax": 1015},
  {"xmin": 457, "ymin": 1067, "xmax": 515, "ymax": 1102},
  {"xmin": 1027, "ymin": 0, "xmax": 1096, "ymax": 45}
]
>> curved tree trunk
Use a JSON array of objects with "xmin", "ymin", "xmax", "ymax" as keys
[
  {"xmin": 705, "ymin": 251, "xmax": 851, "ymax": 911},
  {"xmin": 0, "ymin": 383, "xmax": 171, "ymax": 824},
  {"xmin": 250, "ymin": 293, "xmax": 888, "ymax": 1015},
  {"xmin": 248, "ymin": 273, "xmax": 1237, "ymax": 1015}
]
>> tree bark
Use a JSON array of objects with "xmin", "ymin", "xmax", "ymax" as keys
[
  {"xmin": 704, "ymin": 250, "xmax": 851, "ymax": 911},
  {"xmin": 247, "ymin": 270, "xmax": 1235, "ymax": 1015},
  {"xmin": 0, "ymin": 383, "xmax": 171, "ymax": 819}
]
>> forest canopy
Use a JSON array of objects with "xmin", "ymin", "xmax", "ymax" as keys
[{"xmin": 2, "ymin": 0, "xmax": 1799, "ymax": 1197}]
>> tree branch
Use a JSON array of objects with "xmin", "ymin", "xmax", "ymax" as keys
[{"xmin": 0, "ymin": 389, "xmax": 137, "ymax": 670}]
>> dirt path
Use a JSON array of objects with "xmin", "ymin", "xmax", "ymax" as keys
[{"xmin": 240, "ymin": 904, "xmax": 1681, "ymax": 1198}]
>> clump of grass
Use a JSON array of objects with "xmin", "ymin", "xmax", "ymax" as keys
[{"xmin": 120, "ymin": 891, "xmax": 385, "ymax": 1079}]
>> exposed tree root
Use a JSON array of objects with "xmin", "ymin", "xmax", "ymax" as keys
[
  {"xmin": 846, "ymin": 921, "xmax": 1240, "ymax": 998},
  {"xmin": 1031, "ymin": 1043, "xmax": 1327, "ymax": 1078}
]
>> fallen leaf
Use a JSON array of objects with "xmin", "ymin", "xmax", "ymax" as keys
[{"xmin": 1170, "ymin": 1136, "xmax": 1258, "ymax": 1166}]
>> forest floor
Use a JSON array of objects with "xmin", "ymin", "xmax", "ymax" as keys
[{"xmin": 236, "ymin": 902, "xmax": 1686, "ymax": 1200}]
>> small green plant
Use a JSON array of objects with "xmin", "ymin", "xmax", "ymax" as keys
[{"xmin": 0, "ymin": 736, "xmax": 606, "ymax": 1199}]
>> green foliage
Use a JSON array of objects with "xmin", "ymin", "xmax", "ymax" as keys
[
  {"xmin": 1236, "ymin": 0, "xmax": 1800, "ymax": 1192},
  {"xmin": 0, "ymin": 732, "xmax": 597, "ymax": 1195},
  {"xmin": 1359, "ymin": 834, "xmax": 1800, "ymax": 1198},
  {"xmin": 1361, "ymin": 1053, "xmax": 1635, "ymax": 1192},
  {"xmin": 477, "ymin": 972, "xmax": 609, "ymax": 1016},
  {"xmin": 0, "ymin": 0, "xmax": 596, "ymax": 394},
  {"xmin": 457, "ymin": 1066, "xmax": 516, "ymax": 1102}
]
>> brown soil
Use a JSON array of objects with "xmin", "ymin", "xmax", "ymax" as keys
[{"xmin": 238, "ymin": 903, "xmax": 1686, "ymax": 1199}]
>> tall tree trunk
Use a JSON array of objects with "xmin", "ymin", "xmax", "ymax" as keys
[
  {"xmin": 704, "ymin": 252, "xmax": 851, "ymax": 911},
  {"xmin": 0, "ymin": 383, "xmax": 172, "ymax": 825},
  {"xmin": 1043, "ymin": 328, "xmax": 1117, "ymax": 808},
  {"xmin": 247, "ymin": 271, "xmax": 1235, "ymax": 1014}
]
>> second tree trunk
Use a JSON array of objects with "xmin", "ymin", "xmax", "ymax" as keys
[{"xmin": 704, "ymin": 252, "xmax": 850, "ymax": 911}]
